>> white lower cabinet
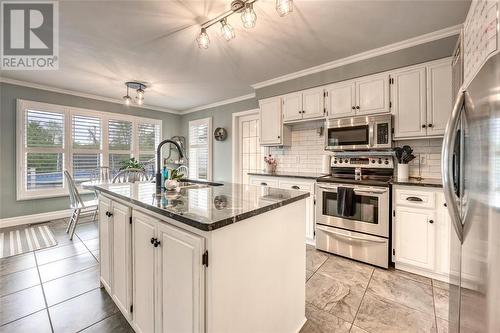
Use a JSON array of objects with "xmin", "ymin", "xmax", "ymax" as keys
[
  {"xmin": 99, "ymin": 196, "xmax": 205, "ymax": 333},
  {"xmin": 248, "ymin": 175, "xmax": 316, "ymax": 245},
  {"xmin": 393, "ymin": 186, "xmax": 451, "ymax": 282}
]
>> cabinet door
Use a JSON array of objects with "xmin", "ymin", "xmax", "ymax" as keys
[
  {"xmin": 132, "ymin": 211, "xmax": 156, "ymax": 333},
  {"xmin": 355, "ymin": 74, "xmax": 390, "ymax": 115},
  {"xmin": 392, "ymin": 67, "xmax": 427, "ymax": 138},
  {"xmin": 259, "ymin": 97, "xmax": 282, "ymax": 145},
  {"xmin": 395, "ymin": 207, "xmax": 435, "ymax": 271},
  {"xmin": 98, "ymin": 196, "xmax": 112, "ymax": 292},
  {"xmin": 111, "ymin": 202, "xmax": 132, "ymax": 319},
  {"xmin": 302, "ymin": 87, "xmax": 325, "ymax": 120},
  {"xmin": 325, "ymin": 81, "xmax": 356, "ymax": 118},
  {"xmin": 436, "ymin": 193, "xmax": 451, "ymax": 275},
  {"xmin": 282, "ymin": 92, "xmax": 302, "ymax": 122},
  {"xmin": 426, "ymin": 60, "xmax": 452, "ymax": 136},
  {"xmin": 156, "ymin": 223, "xmax": 205, "ymax": 333}
]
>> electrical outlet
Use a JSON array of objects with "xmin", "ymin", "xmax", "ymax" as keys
[{"xmin": 420, "ymin": 155, "xmax": 426, "ymax": 165}]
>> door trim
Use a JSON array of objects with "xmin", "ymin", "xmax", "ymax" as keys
[{"xmin": 231, "ymin": 109, "xmax": 261, "ymax": 184}]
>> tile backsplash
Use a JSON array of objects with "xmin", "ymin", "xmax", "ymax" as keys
[
  {"xmin": 268, "ymin": 121, "xmax": 325, "ymax": 174},
  {"xmin": 265, "ymin": 120, "xmax": 443, "ymax": 180},
  {"xmin": 394, "ymin": 138, "xmax": 443, "ymax": 179}
]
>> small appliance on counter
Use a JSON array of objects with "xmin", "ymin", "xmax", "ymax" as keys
[{"xmin": 315, "ymin": 151, "xmax": 394, "ymax": 268}]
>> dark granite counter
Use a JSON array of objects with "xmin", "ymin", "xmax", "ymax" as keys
[
  {"xmin": 247, "ymin": 171, "xmax": 324, "ymax": 180},
  {"xmin": 391, "ymin": 178, "xmax": 443, "ymax": 188},
  {"xmin": 88, "ymin": 182, "xmax": 309, "ymax": 231}
]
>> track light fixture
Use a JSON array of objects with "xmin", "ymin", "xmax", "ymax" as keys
[
  {"xmin": 196, "ymin": 0, "xmax": 293, "ymax": 49},
  {"xmin": 123, "ymin": 82, "xmax": 147, "ymax": 106}
]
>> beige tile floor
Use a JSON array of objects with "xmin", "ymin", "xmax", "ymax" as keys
[{"xmin": 302, "ymin": 245, "xmax": 450, "ymax": 333}]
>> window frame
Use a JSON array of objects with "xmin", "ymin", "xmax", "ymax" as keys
[
  {"xmin": 17, "ymin": 99, "xmax": 162, "ymax": 200},
  {"xmin": 188, "ymin": 117, "xmax": 213, "ymax": 181}
]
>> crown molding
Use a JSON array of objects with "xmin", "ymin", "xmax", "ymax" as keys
[
  {"xmin": 251, "ymin": 24, "xmax": 462, "ymax": 90},
  {"xmin": 180, "ymin": 93, "xmax": 256, "ymax": 115},
  {"xmin": 0, "ymin": 77, "xmax": 182, "ymax": 114}
]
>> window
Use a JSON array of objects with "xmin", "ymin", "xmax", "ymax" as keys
[
  {"xmin": 188, "ymin": 118, "xmax": 212, "ymax": 181},
  {"xmin": 17, "ymin": 100, "xmax": 161, "ymax": 200}
]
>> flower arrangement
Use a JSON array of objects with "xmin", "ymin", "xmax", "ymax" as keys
[{"xmin": 264, "ymin": 154, "xmax": 277, "ymax": 174}]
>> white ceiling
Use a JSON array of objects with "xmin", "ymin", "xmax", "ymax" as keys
[{"xmin": 1, "ymin": 0, "xmax": 470, "ymax": 112}]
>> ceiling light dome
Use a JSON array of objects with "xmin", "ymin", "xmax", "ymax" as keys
[
  {"xmin": 276, "ymin": 0, "xmax": 293, "ymax": 17},
  {"xmin": 220, "ymin": 18, "xmax": 235, "ymax": 41},
  {"xmin": 241, "ymin": 3, "xmax": 257, "ymax": 29},
  {"xmin": 197, "ymin": 28, "xmax": 210, "ymax": 49}
]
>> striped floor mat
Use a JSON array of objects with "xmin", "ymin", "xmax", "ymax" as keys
[{"xmin": 0, "ymin": 225, "xmax": 57, "ymax": 258}]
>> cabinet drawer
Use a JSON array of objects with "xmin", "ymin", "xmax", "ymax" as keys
[
  {"xmin": 278, "ymin": 181, "xmax": 313, "ymax": 193},
  {"xmin": 249, "ymin": 177, "xmax": 279, "ymax": 188},
  {"xmin": 395, "ymin": 189, "xmax": 435, "ymax": 209}
]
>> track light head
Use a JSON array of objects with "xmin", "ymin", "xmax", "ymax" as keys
[
  {"xmin": 241, "ymin": 3, "xmax": 257, "ymax": 29},
  {"xmin": 276, "ymin": 0, "xmax": 293, "ymax": 17},
  {"xmin": 197, "ymin": 28, "xmax": 210, "ymax": 49},
  {"xmin": 220, "ymin": 18, "xmax": 235, "ymax": 41}
]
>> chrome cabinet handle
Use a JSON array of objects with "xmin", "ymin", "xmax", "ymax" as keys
[
  {"xmin": 406, "ymin": 196, "xmax": 423, "ymax": 202},
  {"xmin": 260, "ymin": 182, "xmax": 268, "ymax": 186},
  {"xmin": 316, "ymin": 225, "xmax": 386, "ymax": 243},
  {"xmin": 442, "ymin": 90, "xmax": 465, "ymax": 243}
]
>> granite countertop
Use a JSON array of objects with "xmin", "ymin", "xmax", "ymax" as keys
[
  {"xmin": 89, "ymin": 182, "xmax": 309, "ymax": 231},
  {"xmin": 391, "ymin": 178, "xmax": 443, "ymax": 188},
  {"xmin": 247, "ymin": 171, "xmax": 325, "ymax": 180}
]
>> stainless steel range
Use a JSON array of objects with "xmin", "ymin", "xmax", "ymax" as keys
[{"xmin": 315, "ymin": 153, "xmax": 393, "ymax": 268}]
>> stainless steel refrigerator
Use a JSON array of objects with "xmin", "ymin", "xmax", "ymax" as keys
[{"xmin": 442, "ymin": 51, "xmax": 500, "ymax": 332}]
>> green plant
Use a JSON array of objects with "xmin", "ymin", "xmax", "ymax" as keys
[
  {"xmin": 120, "ymin": 157, "xmax": 144, "ymax": 170},
  {"xmin": 169, "ymin": 168, "xmax": 184, "ymax": 181}
]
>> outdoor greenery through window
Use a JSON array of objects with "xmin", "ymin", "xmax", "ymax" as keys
[{"xmin": 17, "ymin": 100, "xmax": 161, "ymax": 200}]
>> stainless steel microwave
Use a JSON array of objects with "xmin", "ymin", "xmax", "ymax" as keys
[{"xmin": 325, "ymin": 114, "xmax": 392, "ymax": 151}]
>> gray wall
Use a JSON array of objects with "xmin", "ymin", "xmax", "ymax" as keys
[
  {"xmin": 0, "ymin": 82, "xmax": 181, "ymax": 219},
  {"xmin": 179, "ymin": 36, "xmax": 458, "ymax": 183},
  {"xmin": 179, "ymin": 98, "xmax": 259, "ymax": 182}
]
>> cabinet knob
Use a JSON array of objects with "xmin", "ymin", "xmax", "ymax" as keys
[
  {"xmin": 429, "ymin": 220, "xmax": 434, "ymax": 224},
  {"xmin": 277, "ymin": 136, "xmax": 280, "ymax": 139},
  {"xmin": 422, "ymin": 124, "xmax": 427, "ymax": 128},
  {"xmin": 151, "ymin": 237, "xmax": 155, "ymax": 244},
  {"xmin": 444, "ymin": 203, "xmax": 448, "ymax": 207},
  {"xmin": 428, "ymin": 123, "xmax": 433, "ymax": 128},
  {"xmin": 154, "ymin": 240, "xmax": 161, "ymax": 247},
  {"xmin": 105, "ymin": 211, "xmax": 113, "ymax": 217},
  {"xmin": 352, "ymin": 106, "xmax": 356, "ymax": 110},
  {"xmin": 356, "ymin": 106, "xmax": 360, "ymax": 109},
  {"xmin": 302, "ymin": 110, "xmax": 306, "ymax": 114}
]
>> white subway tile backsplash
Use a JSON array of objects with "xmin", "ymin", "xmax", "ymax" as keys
[{"xmin": 394, "ymin": 138, "xmax": 443, "ymax": 180}]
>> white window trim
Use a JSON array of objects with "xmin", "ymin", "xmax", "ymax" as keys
[
  {"xmin": 16, "ymin": 99, "xmax": 162, "ymax": 200},
  {"xmin": 188, "ymin": 117, "xmax": 213, "ymax": 181}
]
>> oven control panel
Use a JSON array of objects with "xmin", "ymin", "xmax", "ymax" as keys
[{"xmin": 331, "ymin": 156, "xmax": 393, "ymax": 168}]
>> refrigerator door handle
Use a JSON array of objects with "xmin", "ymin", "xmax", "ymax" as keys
[{"xmin": 442, "ymin": 91, "xmax": 464, "ymax": 243}]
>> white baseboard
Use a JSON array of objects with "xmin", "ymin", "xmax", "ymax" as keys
[{"xmin": 0, "ymin": 209, "xmax": 73, "ymax": 229}]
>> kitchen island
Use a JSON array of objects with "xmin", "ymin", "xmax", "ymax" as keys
[{"xmin": 89, "ymin": 181, "xmax": 309, "ymax": 333}]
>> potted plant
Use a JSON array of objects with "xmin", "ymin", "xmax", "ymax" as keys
[
  {"xmin": 165, "ymin": 168, "xmax": 184, "ymax": 191},
  {"xmin": 120, "ymin": 157, "xmax": 145, "ymax": 170},
  {"xmin": 264, "ymin": 154, "xmax": 277, "ymax": 174}
]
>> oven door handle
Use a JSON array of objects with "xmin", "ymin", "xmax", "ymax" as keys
[
  {"xmin": 317, "ymin": 185, "xmax": 387, "ymax": 195},
  {"xmin": 316, "ymin": 225, "xmax": 386, "ymax": 243}
]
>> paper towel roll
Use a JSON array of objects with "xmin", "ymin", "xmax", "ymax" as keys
[{"xmin": 321, "ymin": 154, "xmax": 331, "ymax": 175}]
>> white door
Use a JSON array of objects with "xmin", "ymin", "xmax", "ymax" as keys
[
  {"xmin": 302, "ymin": 87, "xmax": 325, "ymax": 120},
  {"xmin": 282, "ymin": 92, "xmax": 302, "ymax": 122},
  {"xmin": 355, "ymin": 74, "xmax": 390, "ymax": 115},
  {"xmin": 259, "ymin": 97, "xmax": 282, "ymax": 145},
  {"xmin": 426, "ymin": 60, "xmax": 452, "ymax": 136},
  {"xmin": 392, "ymin": 67, "xmax": 427, "ymax": 138},
  {"xmin": 239, "ymin": 114, "xmax": 263, "ymax": 185},
  {"xmin": 156, "ymin": 222, "xmax": 205, "ymax": 333},
  {"xmin": 325, "ymin": 81, "xmax": 356, "ymax": 118},
  {"xmin": 98, "ymin": 196, "xmax": 112, "ymax": 292},
  {"xmin": 132, "ymin": 211, "xmax": 157, "ymax": 333},
  {"xmin": 395, "ymin": 207, "xmax": 435, "ymax": 271},
  {"xmin": 111, "ymin": 201, "xmax": 132, "ymax": 319}
]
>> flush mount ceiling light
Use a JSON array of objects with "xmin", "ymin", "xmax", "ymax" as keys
[
  {"xmin": 123, "ymin": 81, "xmax": 147, "ymax": 106},
  {"xmin": 196, "ymin": 0, "xmax": 293, "ymax": 49}
]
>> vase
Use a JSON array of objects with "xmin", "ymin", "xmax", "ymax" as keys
[
  {"xmin": 265, "ymin": 164, "xmax": 276, "ymax": 174},
  {"xmin": 164, "ymin": 179, "xmax": 179, "ymax": 191},
  {"xmin": 397, "ymin": 163, "xmax": 409, "ymax": 181}
]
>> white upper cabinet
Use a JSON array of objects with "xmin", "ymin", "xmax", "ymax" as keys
[
  {"xmin": 301, "ymin": 87, "xmax": 325, "ymax": 120},
  {"xmin": 426, "ymin": 59, "xmax": 452, "ymax": 136},
  {"xmin": 282, "ymin": 87, "xmax": 325, "ymax": 123},
  {"xmin": 325, "ymin": 81, "xmax": 356, "ymax": 118},
  {"xmin": 392, "ymin": 66, "xmax": 427, "ymax": 139},
  {"xmin": 259, "ymin": 97, "xmax": 282, "ymax": 145},
  {"xmin": 355, "ymin": 73, "xmax": 390, "ymax": 115},
  {"xmin": 282, "ymin": 92, "xmax": 302, "ymax": 122}
]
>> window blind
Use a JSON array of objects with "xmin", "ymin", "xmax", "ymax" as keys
[
  {"xmin": 109, "ymin": 119, "xmax": 132, "ymax": 151},
  {"xmin": 188, "ymin": 118, "xmax": 211, "ymax": 181},
  {"xmin": 73, "ymin": 115, "xmax": 100, "ymax": 149}
]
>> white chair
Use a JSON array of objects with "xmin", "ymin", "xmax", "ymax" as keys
[
  {"xmin": 64, "ymin": 171, "xmax": 98, "ymax": 240},
  {"xmin": 112, "ymin": 168, "xmax": 150, "ymax": 183}
]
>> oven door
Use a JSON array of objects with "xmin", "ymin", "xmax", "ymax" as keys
[
  {"xmin": 325, "ymin": 124, "xmax": 372, "ymax": 151},
  {"xmin": 315, "ymin": 183, "xmax": 389, "ymax": 237}
]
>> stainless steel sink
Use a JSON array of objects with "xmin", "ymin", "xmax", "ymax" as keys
[{"xmin": 177, "ymin": 182, "xmax": 210, "ymax": 189}]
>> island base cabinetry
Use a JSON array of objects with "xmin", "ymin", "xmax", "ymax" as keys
[{"xmin": 98, "ymin": 194, "xmax": 307, "ymax": 333}]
